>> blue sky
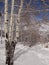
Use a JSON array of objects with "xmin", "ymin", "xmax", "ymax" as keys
[
  {"xmin": 0, "ymin": 2, "xmax": 4, "ymax": 13},
  {"xmin": 0, "ymin": 0, "xmax": 49, "ymax": 21}
]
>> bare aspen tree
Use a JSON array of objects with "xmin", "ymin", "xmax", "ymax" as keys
[
  {"xmin": 9, "ymin": 0, "xmax": 15, "ymax": 42},
  {"xmin": 4, "ymin": 0, "xmax": 10, "ymax": 65},
  {"xmin": 15, "ymin": 0, "xmax": 24, "ymax": 42},
  {"xmin": 4, "ymin": 0, "xmax": 8, "ymax": 39},
  {"xmin": 4, "ymin": 0, "xmax": 15, "ymax": 65},
  {"xmin": 4, "ymin": 0, "xmax": 24, "ymax": 65}
]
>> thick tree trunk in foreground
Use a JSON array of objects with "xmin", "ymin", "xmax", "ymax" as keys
[{"xmin": 5, "ymin": 40, "xmax": 16, "ymax": 65}]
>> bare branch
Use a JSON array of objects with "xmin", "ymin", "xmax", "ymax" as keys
[
  {"xmin": 26, "ymin": 0, "xmax": 32, "ymax": 8},
  {"xmin": 41, "ymin": 0, "xmax": 49, "ymax": 7}
]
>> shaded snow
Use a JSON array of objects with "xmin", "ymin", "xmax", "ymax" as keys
[
  {"xmin": 0, "ymin": 37, "xmax": 49, "ymax": 65},
  {"xmin": 14, "ymin": 44, "xmax": 49, "ymax": 65}
]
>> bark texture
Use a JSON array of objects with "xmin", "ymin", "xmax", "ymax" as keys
[{"xmin": 5, "ymin": 40, "xmax": 16, "ymax": 65}]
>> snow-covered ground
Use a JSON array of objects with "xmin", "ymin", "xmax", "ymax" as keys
[
  {"xmin": 0, "ymin": 37, "xmax": 49, "ymax": 65},
  {"xmin": 39, "ymin": 23, "xmax": 49, "ymax": 35},
  {"xmin": 39, "ymin": 23, "xmax": 49, "ymax": 32},
  {"xmin": 0, "ymin": 37, "xmax": 5, "ymax": 65}
]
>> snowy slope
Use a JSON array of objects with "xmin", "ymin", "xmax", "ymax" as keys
[
  {"xmin": 14, "ymin": 44, "xmax": 49, "ymax": 65},
  {"xmin": 0, "ymin": 37, "xmax": 49, "ymax": 65},
  {"xmin": 0, "ymin": 37, "xmax": 6, "ymax": 65}
]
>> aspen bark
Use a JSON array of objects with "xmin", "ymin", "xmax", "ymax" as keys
[
  {"xmin": 9, "ymin": 0, "xmax": 15, "ymax": 42},
  {"xmin": 15, "ymin": 0, "xmax": 24, "ymax": 42},
  {"xmin": 4, "ymin": 0, "xmax": 24, "ymax": 65},
  {"xmin": 4, "ymin": 0, "xmax": 8, "ymax": 38}
]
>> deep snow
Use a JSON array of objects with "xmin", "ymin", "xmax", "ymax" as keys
[{"xmin": 0, "ymin": 37, "xmax": 49, "ymax": 65}]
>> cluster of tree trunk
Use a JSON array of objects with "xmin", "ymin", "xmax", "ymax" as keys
[{"xmin": 5, "ymin": 33, "xmax": 16, "ymax": 65}]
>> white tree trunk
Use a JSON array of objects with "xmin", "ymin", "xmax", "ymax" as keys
[
  {"xmin": 4, "ymin": 0, "xmax": 8, "ymax": 39},
  {"xmin": 4, "ymin": 0, "xmax": 24, "ymax": 65},
  {"xmin": 15, "ymin": 0, "xmax": 24, "ymax": 42},
  {"xmin": 9, "ymin": 0, "xmax": 14, "ymax": 42}
]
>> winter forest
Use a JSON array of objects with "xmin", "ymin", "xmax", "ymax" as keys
[{"xmin": 0, "ymin": 0, "xmax": 49, "ymax": 65}]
